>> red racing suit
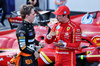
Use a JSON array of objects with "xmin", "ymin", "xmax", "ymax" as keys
[{"xmin": 45, "ymin": 20, "xmax": 81, "ymax": 66}]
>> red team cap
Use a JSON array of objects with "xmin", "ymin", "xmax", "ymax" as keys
[{"xmin": 52, "ymin": 5, "xmax": 70, "ymax": 15}]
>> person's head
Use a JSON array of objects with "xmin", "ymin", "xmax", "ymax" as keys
[
  {"xmin": 52, "ymin": 5, "xmax": 70, "ymax": 23},
  {"xmin": 20, "ymin": 4, "xmax": 36, "ymax": 23}
]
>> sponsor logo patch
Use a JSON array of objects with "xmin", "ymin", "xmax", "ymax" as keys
[
  {"xmin": 19, "ymin": 39, "xmax": 25, "ymax": 42},
  {"xmin": 29, "ymin": 32, "xmax": 33, "ymax": 36},
  {"xmin": 56, "ymin": 25, "xmax": 60, "ymax": 29},
  {"xmin": 25, "ymin": 59, "xmax": 33, "ymax": 65},
  {"xmin": 19, "ymin": 36, "xmax": 25, "ymax": 39},
  {"xmin": 67, "ymin": 27, "xmax": 70, "ymax": 31},
  {"xmin": 81, "ymin": 14, "xmax": 93, "ymax": 24},
  {"xmin": 20, "ymin": 33, "xmax": 24, "ymax": 37},
  {"xmin": 28, "ymin": 39, "xmax": 35, "ymax": 42}
]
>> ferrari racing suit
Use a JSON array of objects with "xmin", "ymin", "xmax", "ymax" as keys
[{"xmin": 45, "ymin": 20, "xmax": 81, "ymax": 66}]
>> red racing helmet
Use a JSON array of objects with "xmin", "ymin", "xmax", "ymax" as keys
[{"xmin": 52, "ymin": 5, "xmax": 70, "ymax": 15}]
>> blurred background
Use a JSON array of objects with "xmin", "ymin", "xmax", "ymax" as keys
[
  {"xmin": 0, "ymin": 0, "xmax": 100, "ymax": 31},
  {"xmin": 1, "ymin": 0, "xmax": 100, "ymax": 15}
]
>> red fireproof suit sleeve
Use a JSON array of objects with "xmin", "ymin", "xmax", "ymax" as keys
[{"xmin": 45, "ymin": 23, "xmax": 58, "ymax": 44}]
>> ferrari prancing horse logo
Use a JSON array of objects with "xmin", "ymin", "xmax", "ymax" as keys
[{"xmin": 67, "ymin": 27, "xmax": 70, "ymax": 31}]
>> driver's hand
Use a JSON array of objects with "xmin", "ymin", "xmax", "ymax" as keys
[
  {"xmin": 48, "ymin": 32, "xmax": 56, "ymax": 38},
  {"xmin": 34, "ymin": 51, "xmax": 40, "ymax": 60},
  {"xmin": 39, "ymin": 40, "xmax": 45, "ymax": 48},
  {"xmin": 53, "ymin": 40, "xmax": 63, "ymax": 46}
]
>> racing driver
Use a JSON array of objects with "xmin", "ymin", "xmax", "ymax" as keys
[
  {"xmin": 10, "ymin": 4, "xmax": 45, "ymax": 66},
  {"xmin": 45, "ymin": 5, "xmax": 81, "ymax": 66}
]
